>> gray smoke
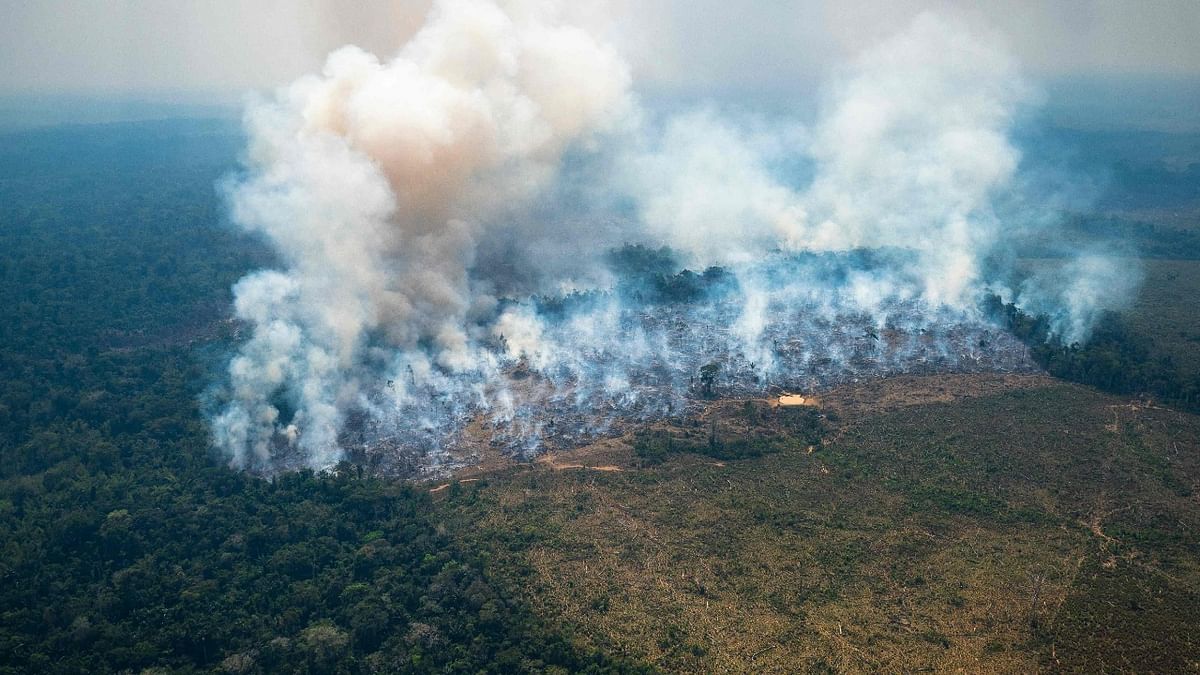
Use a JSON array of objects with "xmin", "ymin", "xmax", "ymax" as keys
[{"xmin": 211, "ymin": 2, "xmax": 1137, "ymax": 472}]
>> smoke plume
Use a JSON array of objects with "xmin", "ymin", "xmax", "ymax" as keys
[{"xmin": 211, "ymin": 2, "xmax": 1136, "ymax": 472}]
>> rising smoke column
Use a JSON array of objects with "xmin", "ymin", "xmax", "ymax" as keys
[
  {"xmin": 623, "ymin": 13, "xmax": 1028, "ymax": 307},
  {"xmin": 801, "ymin": 13, "xmax": 1028, "ymax": 307},
  {"xmin": 214, "ymin": 0, "xmax": 630, "ymax": 469},
  {"xmin": 212, "ymin": 5, "xmax": 1137, "ymax": 471}
]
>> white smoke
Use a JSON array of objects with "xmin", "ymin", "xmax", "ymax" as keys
[
  {"xmin": 801, "ymin": 13, "xmax": 1027, "ymax": 307},
  {"xmin": 216, "ymin": 0, "xmax": 630, "ymax": 468},
  {"xmin": 1016, "ymin": 252, "xmax": 1142, "ymax": 344},
  {"xmin": 619, "ymin": 109, "xmax": 808, "ymax": 266},
  {"xmin": 211, "ymin": 3, "xmax": 1137, "ymax": 471},
  {"xmin": 623, "ymin": 14, "xmax": 1027, "ymax": 303}
]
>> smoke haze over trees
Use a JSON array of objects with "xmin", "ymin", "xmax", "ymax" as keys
[
  {"xmin": 0, "ymin": 2, "xmax": 1198, "ymax": 671},
  {"xmin": 208, "ymin": 1, "xmax": 1140, "ymax": 472}
]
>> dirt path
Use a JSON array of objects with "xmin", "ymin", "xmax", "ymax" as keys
[
  {"xmin": 430, "ymin": 478, "xmax": 481, "ymax": 493},
  {"xmin": 537, "ymin": 456, "xmax": 624, "ymax": 472}
]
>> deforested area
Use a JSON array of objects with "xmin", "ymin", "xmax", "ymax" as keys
[
  {"xmin": 2, "ymin": 2, "xmax": 1199, "ymax": 673},
  {"xmin": 435, "ymin": 379, "xmax": 1200, "ymax": 672}
]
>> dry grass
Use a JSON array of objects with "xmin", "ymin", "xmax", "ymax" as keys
[
  {"xmin": 439, "ymin": 374, "xmax": 1200, "ymax": 672},
  {"xmin": 1126, "ymin": 258, "xmax": 1200, "ymax": 374}
]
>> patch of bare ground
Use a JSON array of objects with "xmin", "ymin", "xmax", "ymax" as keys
[
  {"xmin": 451, "ymin": 435, "xmax": 638, "ymax": 481},
  {"xmin": 536, "ymin": 456, "xmax": 624, "ymax": 472},
  {"xmin": 438, "ymin": 375, "xmax": 1200, "ymax": 672},
  {"xmin": 447, "ymin": 373, "xmax": 1056, "ymax": 482},
  {"xmin": 816, "ymin": 372, "xmax": 1057, "ymax": 418},
  {"xmin": 429, "ymin": 478, "xmax": 480, "ymax": 494}
]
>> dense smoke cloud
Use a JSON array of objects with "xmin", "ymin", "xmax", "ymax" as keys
[
  {"xmin": 622, "ymin": 13, "xmax": 1025, "ymax": 299},
  {"xmin": 211, "ymin": 1, "xmax": 1135, "ymax": 471},
  {"xmin": 215, "ymin": 0, "xmax": 630, "ymax": 467}
]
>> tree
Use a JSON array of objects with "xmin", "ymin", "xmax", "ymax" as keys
[{"xmin": 699, "ymin": 362, "xmax": 720, "ymax": 398}]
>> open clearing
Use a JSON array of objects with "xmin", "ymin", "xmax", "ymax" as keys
[
  {"xmin": 1126, "ymin": 258, "xmax": 1200, "ymax": 374},
  {"xmin": 438, "ymin": 374, "xmax": 1200, "ymax": 673}
]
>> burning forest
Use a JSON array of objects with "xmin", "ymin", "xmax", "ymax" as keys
[
  {"xmin": 330, "ymin": 252, "xmax": 1039, "ymax": 478},
  {"xmin": 207, "ymin": 0, "xmax": 1137, "ymax": 475}
]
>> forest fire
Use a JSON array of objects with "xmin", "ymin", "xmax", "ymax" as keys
[
  {"xmin": 323, "ymin": 277, "xmax": 1037, "ymax": 478},
  {"xmin": 208, "ymin": 0, "xmax": 1132, "ymax": 474}
]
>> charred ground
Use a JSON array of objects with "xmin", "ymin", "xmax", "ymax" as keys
[{"xmin": 1, "ymin": 119, "xmax": 1198, "ymax": 674}]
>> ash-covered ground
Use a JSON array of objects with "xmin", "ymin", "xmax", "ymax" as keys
[
  {"xmin": 321, "ymin": 253, "xmax": 1037, "ymax": 478},
  {"xmin": 208, "ymin": 6, "xmax": 1139, "ymax": 474}
]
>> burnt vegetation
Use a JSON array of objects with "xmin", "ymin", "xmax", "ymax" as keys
[
  {"xmin": 0, "ymin": 122, "xmax": 644, "ymax": 674},
  {"xmin": 1, "ymin": 119, "xmax": 1199, "ymax": 673}
]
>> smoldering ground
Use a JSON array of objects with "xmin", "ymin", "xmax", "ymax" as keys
[{"xmin": 207, "ymin": 1, "xmax": 1138, "ymax": 474}]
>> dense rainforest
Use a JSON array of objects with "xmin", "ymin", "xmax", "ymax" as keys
[
  {"xmin": 0, "ymin": 121, "xmax": 642, "ymax": 673},
  {"xmin": 0, "ymin": 118, "xmax": 1196, "ymax": 673},
  {"xmin": 985, "ymin": 295, "xmax": 1200, "ymax": 412}
]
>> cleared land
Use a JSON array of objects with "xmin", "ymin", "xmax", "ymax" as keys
[
  {"xmin": 1126, "ymin": 258, "xmax": 1200, "ymax": 375},
  {"xmin": 435, "ymin": 375, "xmax": 1200, "ymax": 673}
]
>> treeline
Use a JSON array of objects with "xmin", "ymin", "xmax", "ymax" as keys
[
  {"xmin": 633, "ymin": 404, "xmax": 827, "ymax": 465},
  {"xmin": 536, "ymin": 245, "xmax": 923, "ymax": 320},
  {"xmin": 0, "ymin": 121, "xmax": 647, "ymax": 674},
  {"xmin": 984, "ymin": 294, "xmax": 1200, "ymax": 411},
  {"xmin": 1, "ymin": 457, "xmax": 643, "ymax": 673},
  {"xmin": 531, "ymin": 244, "xmax": 736, "ymax": 319},
  {"xmin": 1063, "ymin": 214, "xmax": 1200, "ymax": 260}
]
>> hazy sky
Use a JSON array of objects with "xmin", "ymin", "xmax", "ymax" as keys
[{"xmin": 1, "ymin": 0, "xmax": 1197, "ymax": 100}]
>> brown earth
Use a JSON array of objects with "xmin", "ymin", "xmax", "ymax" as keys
[{"xmin": 434, "ymin": 372, "xmax": 1200, "ymax": 673}]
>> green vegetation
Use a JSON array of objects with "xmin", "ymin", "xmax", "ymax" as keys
[
  {"xmin": 2, "ymin": 119, "xmax": 1199, "ymax": 673},
  {"xmin": 2, "ymin": 460, "xmax": 646, "ymax": 673},
  {"xmin": 1125, "ymin": 258, "xmax": 1200, "ymax": 374},
  {"xmin": 985, "ymin": 294, "xmax": 1200, "ymax": 411},
  {"xmin": 1016, "ymin": 213, "xmax": 1200, "ymax": 259},
  {"xmin": 1065, "ymin": 213, "xmax": 1200, "ymax": 259},
  {"xmin": 0, "ymin": 122, "xmax": 644, "ymax": 674},
  {"xmin": 633, "ymin": 404, "xmax": 826, "ymax": 464},
  {"xmin": 443, "ymin": 382, "xmax": 1200, "ymax": 672}
]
